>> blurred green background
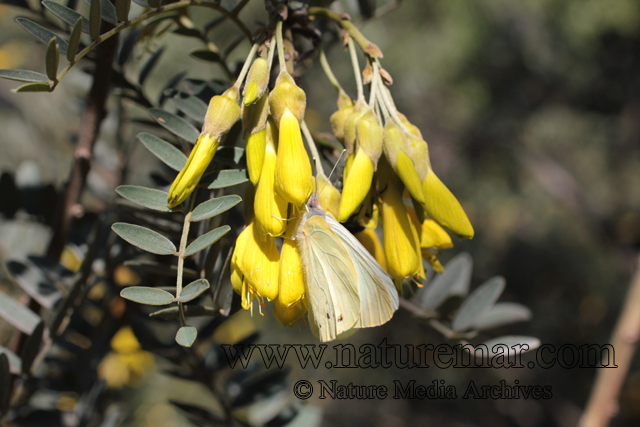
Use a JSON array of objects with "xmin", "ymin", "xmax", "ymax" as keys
[{"xmin": 2, "ymin": 0, "xmax": 640, "ymax": 426}]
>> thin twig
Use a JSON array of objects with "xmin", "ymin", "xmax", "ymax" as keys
[{"xmin": 579, "ymin": 255, "xmax": 640, "ymax": 427}]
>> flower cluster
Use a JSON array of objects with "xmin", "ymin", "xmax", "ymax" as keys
[{"xmin": 166, "ymin": 22, "xmax": 474, "ymax": 331}]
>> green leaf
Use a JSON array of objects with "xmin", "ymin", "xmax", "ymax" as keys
[
  {"xmin": 178, "ymin": 279, "xmax": 210, "ymax": 303},
  {"xmin": 0, "ymin": 69, "xmax": 49, "ymax": 83},
  {"xmin": 173, "ymin": 28, "xmax": 202, "ymax": 39},
  {"xmin": 0, "ymin": 293, "xmax": 40, "ymax": 334},
  {"xmin": 137, "ymin": 132, "xmax": 187, "ymax": 171},
  {"xmin": 139, "ymin": 47, "xmax": 164, "ymax": 86},
  {"xmin": 67, "ymin": 17, "xmax": 84, "ymax": 62},
  {"xmin": 21, "ymin": 321, "xmax": 44, "ymax": 374},
  {"xmin": 149, "ymin": 304, "xmax": 217, "ymax": 319},
  {"xmin": 83, "ymin": 0, "xmax": 118, "ymax": 24},
  {"xmin": 45, "ymin": 37, "xmax": 59, "ymax": 81},
  {"xmin": 124, "ymin": 260, "xmax": 198, "ymax": 279},
  {"xmin": 116, "ymin": 185, "xmax": 171, "ymax": 212},
  {"xmin": 16, "ymin": 18, "xmax": 69, "ymax": 54},
  {"xmin": 185, "ymin": 225, "xmax": 230, "ymax": 256},
  {"xmin": 475, "ymin": 302, "xmax": 532, "ymax": 331},
  {"xmin": 190, "ymin": 49, "xmax": 221, "ymax": 63},
  {"xmin": 42, "ymin": 1, "xmax": 90, "ymax": 33},
  {"xmin": 120, "ymin": 286, "xmax": 175, "ymax": 305},
  {"xmin": 89, "ymin": 0, "xmax": 101, "ymax": 39},
  {"xmin": 214, "ymin": 147, "xmax": 246, "ymax": 167},
  {"xmin": 169, "ymin": 93, "xmax": 207, "ymax": 122},
  {"xmin": 0, "ymin": 353, "xmax": 10, "ymax": 416},
  {"xmin": 115, "ymin": 0, "xmax": 130, "ymax": 21},
  {"xmin": 13, "ymin": 82, "xmax": 51, "ymax": 93},
  {"xmin": 175, "ymin": 326, "xmax": 197, "ymax": 347},
  {"xmin": 191, "ymin": 195, "xmax": 241, "ymax": 222},
  {"xmin": 112, "ymin": 222, "xmax": 176, "ymax": 255},
  {"xmin": 452, "ymin": 276, "xmax": 505, "ymax": 332},
  {"xmin": 417, "ymin": 252, "xmax": 473, "ymax": 310},
  {"xmin": 0, "ymin": 347, "xmax": 21, "ymax": 375},
  {"xmin": 203, "ymin": 169, "xmax": 249, "ymax": 189},
  {"xmin": 474, "ymin": 336, "xmax": 541, "ymax": 359},
  {"xmin": 149, "ymin": 108, "xmax": 200, "ymax": 143}
]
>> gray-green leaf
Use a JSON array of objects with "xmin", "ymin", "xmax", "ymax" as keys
[
  {"xmin": 175, "ymin": 326, "xmax": 197, "ymax": 347},
  {"xmin": 452, "ymin": 276, "xmax": 505, "ymax": 332},
  {"xmin": 13, "ymin": 82, "xmax": 51, "ymax": 93},
  {"xmin": 21, "ymin": 321, "xmax": 44, "ymax": 374},
  {"xmin": 185, "ymin": 225, "xmax": 230, "ymax": 256},
  {"xmin": 189, "ymin": 49, "xmax": 221, "ymax": 62},
  {"xmin": 67, "ymin": 17, "xmax": 84, "ymax": 62},
  {"xmin": 137, "ymin": 132, "xmax": 187, "ymax": 171},
  {"xmin": 112, "ymin": 222, "xmax": 176, "ymax": 255},
  {"xmin": 0, "ymin": 69, "xmax": 49, "ymax": 83},
  {"xmin": 191, "ymin": 195, "xmax": 241, "ymax": 222},
  {"xmin": 45, "ymin": 37, "xmax": 59, "ymax": 81},
  {"xmin": 89, "ymin": 0, "xmax": 101, "ymax": 39},
  {"xmin": 83, "ymin": 0, "xmax": 118, "ymax": 24},
  {"xmin": 0, "ymin": 293, "xmax": 40, "ymax": 334},
  {"xmin": 169, "ymin": 93, "xmax": 207, "ymax": 122},
  {"xmin": 475, "ymin": 302, "xmax": 532, "ymax": 331},
  {"xmin": 116, "ymin": 185, "xmax": 171, "ymax": 212},
  {"xmin": 115, "ymin": 0, "xmax": 130, "ymax": 21},
  {"xmin": 417, "ymin": 252, "xmax": 473, "ymax": 310},
  {"xmin": 178, "ymin": 279, "xmax": 210, "ymax": 303},
  {"xmin": 149, "ymin": 304, "xmax": 217, "ymax": 319},
  {"xmin": 42, "ymin": 0, "xmax": 90, "ymax": 33},
  {"xmin": 203, "ymin": 169, "xmax": 248, "ymax": 189},
  {"xmin": 149, "ymin": 108, "xmax": 200, "ymax": 143},
  {"xmin": 121, "ymin": 286, "xmax": 175, "ymax": 305},
  {"xmin": 16, "ymin": 18, "xmax": 69, "ymax": 54},
  {"xmin": 477, "ymin": 336, "xmax": 541, "ymax": 359}
]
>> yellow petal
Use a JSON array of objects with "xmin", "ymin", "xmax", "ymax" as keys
[
  {"xmin": 278, "ymin": 219, "xmax": 305, "ymax": 307},
  {"xmin": 236, "ymin": 221, "xmax": 280, "ymax": 301},
  {"xmin": 421, "ymin": 219, "xmax": 453, "ymax": 249},
  {"xmin": 338, "ymin": 149, "xmax": 374, "ymax": 222},
  {"xmin": 354, "ymin": 227, "xmax": 387, "ymax": 273},
  {"xmin": 316, "ymin": 173, "xmax": 341, "ymax": 219},
  {"xmin": 168, "ymin": 133, "xmax": 219, "ymax": 208},
  {"xmin": 255, "ymin": 132, "xmax": 287, "ymax": 237},
  {"xmin": 422, "ymin": 169, "xmax": 474, "ymax": 239},
  {"xmin": 273, "ymin": 298, "xmax": 307, "ymax": 327},
  {"xmin": 110, "ymin": 326, "xmax": 141, "ymax": 354},
  {"xmin": 243, "ymin": 80, "xmax": 259, "ymax": 106},
  {"xmin": 245, "ymin": 129, "xmax": 266, "ymax": 185},
  {"xmin": 274, "ymin": 109, "xmax": 313, "ymax": 205},
  {"xmin": 395, "ymin": 150, "xmax": 426, "ymax": 205}
]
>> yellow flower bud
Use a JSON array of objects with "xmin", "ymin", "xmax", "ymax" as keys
[
  {"xmin": 343, "ymin": 102, "xmax": 367, "ymax": 156},
  {"xmin": 273, "ymin": 298, "xmax": 306, "ymax": 327},
  {"xmin": 356, "ymin": 109, "xmax": 383, "ymax": 167},
  {"xmin": 382, "ymin": 122, "xmax": 426, "ymax": 205},
  {"xmin": 231, "ymin": 220, "xmax": 279, "ymax": 302},
  {"xmin": 316, "ymin": 172, "xmax": 341, "ymax": 219},
  {"xmin": 338, "ymin": 148, "xmax": 374, "ymax": 222},
  {"xmin": 330, "ymin": 90, "xmax": 354, "ymax": 146},
  {"xmin": 354, "ymin": 227, "xmax": 387, "ymax": 273},
  {"xmin": 397, "ymin": 112, "xmax": 423, "ymax": 139},
  {"xmin": 269, "ymin": 71, "xmax": 306, "ymax": 125},
  {"xmin": 245, "ymin": 129, "xmax": 266, "ymax": 185},
  {"xmin": 168, "ymin": 133, "xmax": 219, "ymax": 208},
  {"xmin": 244, "ymin": 57, "xmax": 269, "ymax": 105},
  {"xmin": 202, "ymin": 87, "xmax": 241, "ymax": 140},
  {"xmin": 274, "ymin": 109, "xmax": 313, "ymax": 205},
  {"xmin": 422, "ymin": 168, "xmax": 474, "ymax": 240},
  {"xmin": 407, "ymin": 136, "xmax": 429, "ymax": 182},
  {"xmin": 278, "ymin": 218, "xmax": 305, "ymax": 307},
  {"xmin": 255, "ymin": 125, "xmax": 288, "ymax": 237},
  {"xmin": 242, "ymin": 90, "xmax": 269, "ymax": 135}
]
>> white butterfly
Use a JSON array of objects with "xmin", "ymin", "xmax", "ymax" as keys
[{"xmin": 296, "ymin": 197, "xmax": 399, "ymax": 342}]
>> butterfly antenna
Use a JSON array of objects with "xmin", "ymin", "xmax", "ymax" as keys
[{"xmin": 317, "ymin": 149, "xmax": 347, "ymax": 199}]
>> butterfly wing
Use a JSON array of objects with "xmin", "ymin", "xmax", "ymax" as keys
[
  {"xmin": 299, "ymin": 215, "xmax": 360, "ymax": 342},
  {"xmin": 325, "ymin": 215, "xmax": 399, "ymax": 328}
]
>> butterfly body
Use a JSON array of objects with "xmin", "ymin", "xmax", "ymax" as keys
[{"xmin": 297, "ymin": 197, "xmax": 399, "ymax": 342}]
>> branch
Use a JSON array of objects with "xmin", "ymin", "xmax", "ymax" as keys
[{"xmin": 579, "ymin": 254, "xmax": 640, "ymax": 427}]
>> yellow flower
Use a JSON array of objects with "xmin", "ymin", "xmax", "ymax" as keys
[
  {"xmin": 338, "ymin": 148, "xmax": 374, "ymax": 222},
  {"xmin": 255, "ymin": 119, "xmax": 288, "ymax": 237},
  {"xmin": 273, "ymin": 298, "xmax": 307, "ymax": 327},
  {"xmin": 231, "ymin": 221, "xmax": 280, "ymax": 303},
  {"xmin": 316, "ymin": 172, "xmax": 341, "ymax": 219},
  {"xmin": 422, "ymin": 168, "xmax": 474, "ymax": 240},
  {"xmin": 278, "ymin": 218, "xmax": 305, "ymax": 307},
  {"xmin": 421, "ymin": 219, "xmax": 453, "ymax": 250},
  {"xmin": 245, "ymin": 129, "xmax": 266, "ymax": 185},
  {"xmin": 98, "ymin": 326, "xmax": 155, "ymax": 389},
  {"xmin": 354, "ymin": 227, "xmax": 387, "ymax": 272},
  {"xmin": 242, "ymin": 92, "xmax": 270, "ymax": 185},
  {"xmin": 168, "ymin": 87, "xmax": 241, "ymax": 208},
  {"xmin": 274, "ymin": 109, "xmax": 313, "ymax": 205},
  {"xmin": 243, "ymin": 57, "xmax": 269, "ymax": 105},
  {"xmin": 330, "ymin": 90, "xmax": 354, "ymax": 146},
  {"xmin": 382, "ymin": 121, "xmax": 426, "ymax": 205}
]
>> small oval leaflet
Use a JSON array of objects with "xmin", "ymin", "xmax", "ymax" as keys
[
  {"xmin": 190, "ymin": 49, "xmax": 221, "ymax": 63},
  {"xmin": 475, "ymin": 302, "xmax": 532, "ymax": 331},
  {"xmin": 191, "ymin": 195, "xmax": 241, "ymax": 222},
  {"xmin": 418, "ymin": 252, "xmax": 473, "ymax": 310},
  {"xmin": 149, "ymin": 108, "xmax": 199, "ymax": 143},
  {"xmin": 42, "ymin": 1, "xmax": 90, "ymax": 33},
  {"xmin": 178, "ymin": 279, "xmax": 210, "ymax": 303},
  {"xmin": 0, "ymin": 69, "xmax": 49, "ymax": 83},
  {"xmin": 120, "ymin": 286, "xmax": 175, "ymax": 306},
  {"xmin": 149, "ymin": 305, "xmax": 217, "ymax": 319},
  {"xmin": 116, "ymin": 185, "xmax": 171, "ymax": 212},
  {"xmin": 112, "ymin": 223, "xmax": 176, "ymax": 255},
  {"xmin": 185, "ymin": 225, "xmax": 230, "ymax": 256},
  {"xmin": 203, "ymin": 169, "xmax": 249, "ymax": 189},
  {"xmin": 13, "ymin": 82, "xmax": 51, "ymax": 93},
  {"xmin": 170, "ymin": 93, "xmax": 207, "ymax": 122},
  {"xmin": 452, "ymin": 276, "xmax": 505, "ymax": 332},
  {"xmin": 137, "ymin": 132, "xmax": 187, "ymax": 171},
  {"xmin": 176, "ymin": 326, "xmax": 197, "ymax": 347},
  {"xmin": 67, "ymin": 17, "xmax": 84, "ymax": 62},
  {"xmin": 16, "ymin": 18, "xmax": 69, "ymax": 54},
  {"xmin": 476, "ymin": 336, "xmax": 541, "ymax": 359},
  {"xmin": 83, "ymin": 0, "xmax": 118, "ymax": 24}
]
